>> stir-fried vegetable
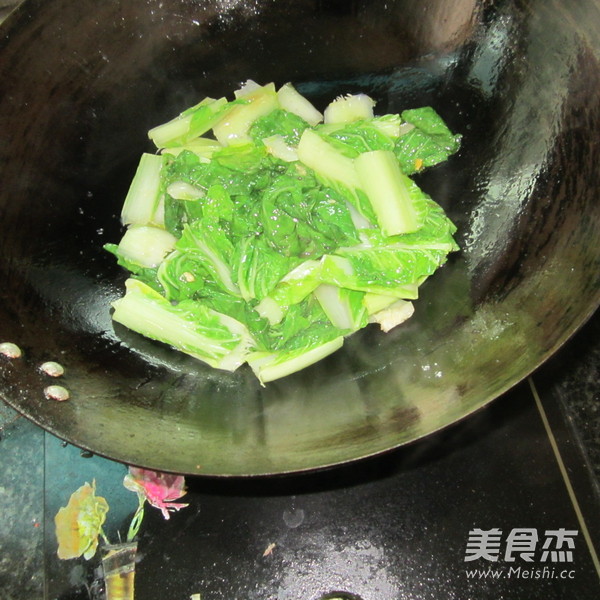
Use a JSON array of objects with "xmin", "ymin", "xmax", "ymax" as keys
[{"xmin": 106, "ymin": 80, "xmax": 460, "ymax": 383}]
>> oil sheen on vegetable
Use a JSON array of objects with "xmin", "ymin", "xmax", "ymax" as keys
[{"xmin": 105, "ymin": 81, "xmax": 460, "ymax": 383}]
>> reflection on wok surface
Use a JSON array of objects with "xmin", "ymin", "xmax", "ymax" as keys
[{"xmin": 0, "ymin": 0, "xmax": 599, "ymax": 474}]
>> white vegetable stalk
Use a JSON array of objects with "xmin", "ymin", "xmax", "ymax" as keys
[
  {"xmin": 117, "ymin": 225, "xmax": 177, "ymax": 268},
  {"xmin": 248, "ymin": 337, "xmax": 344, "ymax": 384},
  {"xmin": 121, "ymin": 153, "xmax": 164, "ymax": 226},
  {"xmin": 369, "ymin": 299, "xmax": 415, "ymax": 332},
  {"xmin": 297, "ymin": 129, "xmax": 362, "ymax": 191},
  {"xmin": 363, "ymin": 288, "xmax": 419, "ymax": 314},
  {"xmin": 277, "ymin": 82, "xmax": 323, "ymax": 126},
  {"xmin": 262, "ymin": 135, "xmax": 298, "ymax": 162},
  {"xmin": 112, "ymin": 280, "xmax": 255, "ymax": 372},
  {"xmin": 234, "ymin": 79, "xmax": 264, "ymax": 98},
  {"xmin": 355, "ymin": 150, "xmax": 420, "ymax": 236},
  {"xmin": 363, "ymin": 292, "xmax": 399, "ymax": 315},
  {"xmin": 254, "ymin": 297, "xmax": 284, "ymax": 326},
  {"xmin": 148, "ymin": 97, "xmax": 228, "ymax": 148},
  {"xmin": 212, "ymin": 84, "xmax": 279, "ymax": 146},
  {"xmin": 314, "ymin": 284, "xmax": 365, "ymax": 330},
  {"xmin": 161, "ymin": 137, "xmax": 223, "ymax": 160},
  {"xmin": 323, "ymin": 93, "xmax": 376, "ymax": 124},
  {"xmin": 166, "ymin": 181, "xmax": 205, "ymax": 201}
]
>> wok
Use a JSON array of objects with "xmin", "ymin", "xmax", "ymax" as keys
[{"xmin": 0, "ymin": 0, "xmax": 598, "ymax": 476}]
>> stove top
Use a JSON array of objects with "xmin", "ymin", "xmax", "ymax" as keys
[{"xmin": 1, "ymin": 312, "xmax": 599, "ymax": 600}]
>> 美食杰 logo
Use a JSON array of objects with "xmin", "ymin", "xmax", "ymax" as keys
[{"xmin": 463, "ymin": 528, "xmax": 578, "ymax": 581}]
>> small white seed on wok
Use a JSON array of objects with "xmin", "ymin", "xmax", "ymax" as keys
[
  {"xmin": 0, "ymin": 342, "xmax": 22, "ymax": 359},
  {"xmin": 44, "ymin": 385, "xmax": 70, "ymax": 402},
  {"xmin": 40, "ymin": 361, "xmax": 65, "ymax": 377}
]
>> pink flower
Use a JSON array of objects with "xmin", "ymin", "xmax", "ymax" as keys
[{"xmin": 123, "ymin": 467, "xmax": 188, "ymax": 520}]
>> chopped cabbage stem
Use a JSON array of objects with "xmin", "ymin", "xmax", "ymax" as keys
[
  {"xmin": 355, "ymin": 150, "xmax": 420, "ymax": 235},
  {"xmin": 277, "ymin": 82, "xmax": 323, "ymax": 126},
  {"xmin": 106, "ymin": 80, "xmax": 460, "ymax": 383},
  {"xmin": 115, "ymin": 225, "xmax": 177, "ymax": 269},
  {"xmin": 324, "ymin": 93, "xmax": 376, "ymax": 124},
  {"xmin": 212, "ymin": 83, "xmax": 278, "ymax": 146},
  {"xmin": 247, "ymin": 337, "xmax": 345, "ymax": 384},
  {"xmin": 120, "ymin": 153, "xmax": 164, "ymax": 226},
  {"xmin": 112, "ymin": 280, "xmax": 253, "ymax": 372},
  {"xmin": 297, "ymin": 129, "xmax": 362, "ymax": 192},
  {"xmin": 148, "ymin": 97, "xmax": 229, "ymax": 148}
]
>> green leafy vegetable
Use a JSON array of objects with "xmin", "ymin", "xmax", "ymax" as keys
[
  {"xmin": 249, "ymin": 108, "xmax": 310, "ymax": 146},
  {"xmin": 106, "ymin": 80, "xmax": 460, "ymax": 383},
  {"xmin": 112, "ymin": 279, "xmax": 254, "ymax": 372},
  {"xmin": 394, "ymin": 106, "xmax": 462, "ymax": 174}
]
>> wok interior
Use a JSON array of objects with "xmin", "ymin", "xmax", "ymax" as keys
[{"xmin": 0, "ymin": 0, "xmax": 598, "ymax": 475}]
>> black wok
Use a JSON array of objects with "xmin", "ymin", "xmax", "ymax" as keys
[{"xmin": 0, "ymin": 0, "xmax": 598, "ymax": 475}]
